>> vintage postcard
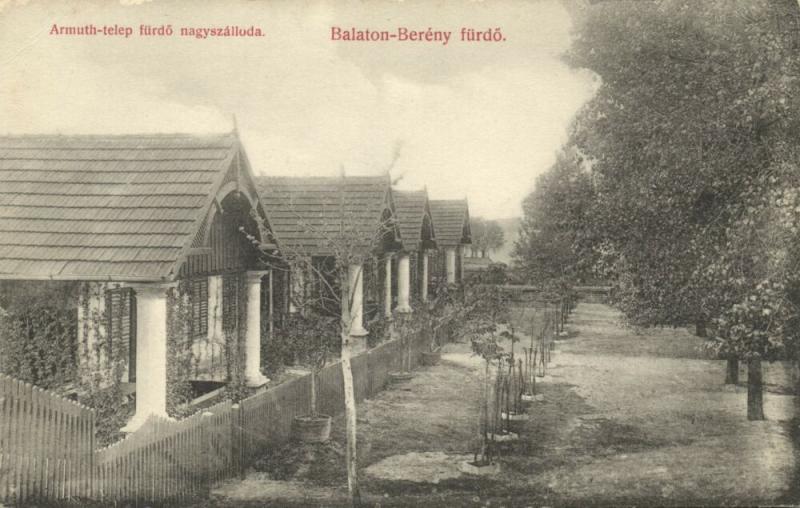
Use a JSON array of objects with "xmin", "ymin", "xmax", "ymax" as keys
[{"xmin": 1, "ymin": 1, "xmax": 798, "ymax": 507}]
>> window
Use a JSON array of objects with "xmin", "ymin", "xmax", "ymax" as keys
[
  {"xmin": 191, "ymin": 278, "xmax": 209, "ymax": 338},
  {"xmin": 222, "ymin": 275, "xmax": 239, "ymax": 332},
  {"xmin": 192, "ymin": 278, "xmax": 210, "ymax": 336},
  {"xmin": 106, "ymin": 287, "xmax": 136, "ymax": 382}
]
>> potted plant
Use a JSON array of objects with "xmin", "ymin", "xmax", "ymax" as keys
[
  {"xmin": 420, "ymin": 327, "xmax": 442, "ymax": 366},
  {"xmin": 287, "ymin": 313, "xmax": 339, "ymax": 443}
]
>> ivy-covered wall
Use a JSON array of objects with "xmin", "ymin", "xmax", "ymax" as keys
[
  {"xmin": 0, "ymin": 280, "xmax": 80, "ymax": 390},
  {"xmin": 190, "ymin": 275, "xmax": 227, "ymax": 382},
  {"xmin": 1, "ymin": 272, "xmax": 264, "ymax": 441}
]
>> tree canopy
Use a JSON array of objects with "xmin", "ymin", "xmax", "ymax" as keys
[
  {"xmin": 470, "ymin": 217, "xmax": 505, "ymax": 257},
  {"xmin": 517, "ymin": 0, "xmax": 800, "ymax": 367},
  {"xmin": 512, "ymin": 146, "xmax": 595, "ymax": 284}
]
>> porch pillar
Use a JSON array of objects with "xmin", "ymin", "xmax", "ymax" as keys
[
  {"xmin": 445, "ymin": 247, "xmax": 457, "ymax": 284},
  {"xmin": 244, "ymin": 271, "xmax": 270, "ymax": 387},
  {"xmin": 122, "ymin": 282, "xmax": 173, "ymax": 433},
  {"xmin": 347, "ymin": 263, "xmax": 369, "ymax": 337},
  {"xmin": 421, "ymin": 251, "xmax": 429, "ymax": 302},
  {"xmin": 397, "ymin": 253, "xmax": 412, "ymax": 313},
  {"xmin": 384, "ymin": 255, "xmax": 393, "ymax": 318}
]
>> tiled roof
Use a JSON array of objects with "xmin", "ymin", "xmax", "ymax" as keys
[
  {"xmin": 393, "ymin": 189, "xmax": 434, "ymax": 252},
  {"xmin": 257, "ymin": 175, "xmax": 398, "ymax": 256},
  {"xmin": 429, "ymin": 199, "xmax": 471, "ymax": 247},
  {"xmin": 0, "ymin": 133, "xmax": 246, "ymax": 281}
]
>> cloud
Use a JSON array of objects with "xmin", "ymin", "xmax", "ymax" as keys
[{"xmin": 0, "ymin": 0, "xmax": 595, "ymax": 218}]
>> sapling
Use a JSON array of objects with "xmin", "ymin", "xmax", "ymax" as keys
[
  {"xmin": 466, "ymin": 284, "xmax": 508, "ymax": 466},
  {"xmin": 516, "ymin": 359, "xmax": 524, "ymax": 413},
  {"xmin": 472, "ymin": 336, "xmax": 503, "ymax": 464},
  {"xmin": 523, "ymin": 346, "xmax": 535, "ymax": 396}
]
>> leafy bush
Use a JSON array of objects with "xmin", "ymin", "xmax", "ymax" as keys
[{"xmin": 0, "ymin": 281, "xmax": 80, "ymax": 389}]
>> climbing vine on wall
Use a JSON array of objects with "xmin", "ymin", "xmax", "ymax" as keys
[
  {"xmin": 166, "ymin": 280, "xmax": 196, "ymax": 417},
  {"xmin": 0, "ymin": 280, "xmax": 80, "ymax": 389},
  {"xmin": 77, "ymin": 282, "xmax": 133, "ymax": 446},
  {"xmin": 223, "ymin": 272, "xmax": 250, "ymax": 401}
]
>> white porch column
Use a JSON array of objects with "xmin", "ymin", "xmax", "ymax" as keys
[
  {"xmin": 421, "ymin": 251, "xmax": 429, "ymax": 302},
  {"xmin": 244, "ymin": 271, "xmax": 270, "ymax": 387},
  {"xmin": 347, "ymin": 263, "xmax": 368, "ymax": 336},
  {"xmin": 445, "ymin": 247, "xmax": 457, "ymax": 284},
  {"xmin": 384, "ymin": 255, "xmax": 393, "ymax": 318},
  {"xmin": 397, "ymin": 253, "xmax": 412, "ymax": 313},
  {"xmin": 122, "ymin": 282, "xmax": 173, "ymax": 433}
]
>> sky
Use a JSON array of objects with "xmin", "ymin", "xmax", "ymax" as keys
[{"xmin": 0, "ymin": 0, "xmax": 597, "ymax": 219}]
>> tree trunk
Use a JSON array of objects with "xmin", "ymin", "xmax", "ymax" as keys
[
  {"xmin": 694, "ymin": 317, "xmax": 707, "ymax": 338},
  {"xmin": 794, "ymin": 351, "xmax": 800, "ymax": 397},
  {"xmin": 478, "ymin": 358, "xmax": 490, "ymax": 464},
  {"xmin": 407, "ymin": 331, "xmax": 412, "ymax": 372},
  {"xmin": 793, "ymin": 352, "xmax": 800, "ymax": 414},
  {"xmin": 725, "ymin": 357, "xmax": 739, "ymax": 385},
  {"xmin": 747, "ymin": 357, "xmax": 765, "ymax": 421},
  {"xmin": 340, "ymin": 268, "xmax": 360, "ymax": 507},
  {"xmin": 310, "ymin": 369, "xmax": 317, "ymax": 417},
  {"xmin": 340, "ymin": 332, "xmax": 361, "ymax": 506}
]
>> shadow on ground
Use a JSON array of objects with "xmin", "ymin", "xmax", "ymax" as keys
[{"xmin": 203, "ymin": 303, "xmax": 798, "ymax": 507}]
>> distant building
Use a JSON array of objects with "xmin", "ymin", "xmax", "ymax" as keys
[
  {"xmin": 428, "ymin": 199, "xmax": 472, "ymax": 286},
  {"xmin": 392, "ymin": 188, "xmax": 437, "ymax": 306},
  {"xmin": 256, "ymin": 174, "xmax": 403, "ymax": 341}
]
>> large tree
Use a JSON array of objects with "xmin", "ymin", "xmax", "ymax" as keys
[
  {"xmin": 513, "ymin": 146, "xmax": 595, "ymax": 285},
  {"xmin": 560, "ymin": 0, "xmax": 800, "ymax": 418}
]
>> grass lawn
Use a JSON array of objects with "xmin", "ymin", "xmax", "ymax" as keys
[{"xmin": 201, "ymin": 303, "xmax": 799, "ymax": 507}]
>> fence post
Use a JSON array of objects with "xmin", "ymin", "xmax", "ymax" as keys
[
  {"xmin": 200, "ymin": 411, "xmax": 212, "ymax": 497},
  {"xmin": 231, "ymin": 404, "xmax": 245, "ymax": 480}
]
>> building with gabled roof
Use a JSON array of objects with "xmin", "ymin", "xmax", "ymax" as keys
[
  {"xmin": 0, "ymin": 133, "xmax": 275, "ymax": 280},
  {"xmin": 392, "ymin": 189, "xmax": 437, "ymax": 309},
  {"xmin": 0, "ymin": 131, "xmax": 278, "ymax": 431},
  {"xmin": 429, "ymin": 199, "xmax": 472, "ymax": 285},
  {"xmin": 256, "ymin": 174, "xmax": 402, "ymax": 339},
  {"xmin": 257, "ymin": 174, "xmax": 400, "ymax": 257}
]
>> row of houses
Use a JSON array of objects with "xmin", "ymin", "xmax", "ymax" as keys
[{"xmin": 0, "ymin": 131, "xmax": 472, "ymax": 432}]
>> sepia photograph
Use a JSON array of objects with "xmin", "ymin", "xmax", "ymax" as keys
[{"xmin": 1, "ymin": 0, "xmax": 799, "ymax": 506}]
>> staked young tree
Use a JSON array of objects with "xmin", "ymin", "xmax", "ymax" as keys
[{"xmin": 252, "ymin": 173, "xmax": 401, "ymax": 506}]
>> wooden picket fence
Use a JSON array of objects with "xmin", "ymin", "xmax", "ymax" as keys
[
  {"xmin": 0, "ymin": 327, "xmax": 434, "ymax": 505},
  {"xmin": 93, "ymin": 399, "xmax": 239, "ymax": 505},
  {"xmin": 0, "ymin": 374, "xmax": 95, "ymax": 504}
]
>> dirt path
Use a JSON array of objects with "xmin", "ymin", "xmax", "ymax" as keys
[{"xmin": 205, "ymin": 303, "xmax": 798, "ymax": 507}]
